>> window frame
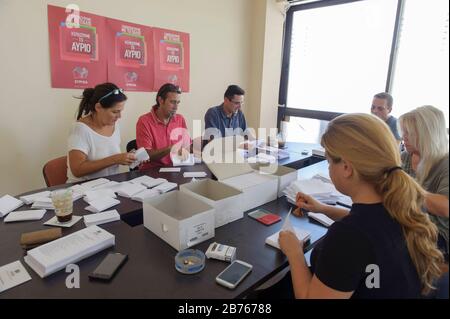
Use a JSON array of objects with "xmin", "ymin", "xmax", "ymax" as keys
[{"xmin": 277, "ymin": 0, "xmax": 404, "ymax": 128}]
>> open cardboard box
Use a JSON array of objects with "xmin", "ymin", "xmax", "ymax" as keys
[
  {"xmin": 143, "ymin": 191, "xmax": 215, "ymax": 251},
  {"xmin": 180, "ymin": 179, "xmax": 244, "ymax": 228},
  {"xmin": 251, "ymin": 163, "xmax": 298, "ymax": 198},
  {"xmin": 203, "ymin": 137, "xmax": 278, "ymax": 212}
]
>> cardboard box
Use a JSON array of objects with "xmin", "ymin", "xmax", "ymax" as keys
[
  {"xmin": 203, "ymin": 137, "xmax": 279, "ymax": 212},
  {"xmin": 180, "ymin": 179, "xmax": 243, "ymax": 228},
  {"xmin": 221, "ymin": 172, "xmax": 278, "ymax": 212},
  {"xmin": 252, "ymin": 164, "xmax": 298, "ymax": 198},
  {"xmin": 143, "ymin": 191, "xmax": 215, "ymax": 251}
]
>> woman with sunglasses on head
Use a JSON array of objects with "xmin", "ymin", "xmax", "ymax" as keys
[
  {"xmin": 67, "ymin": 82, "xmax": 136, "ymax": 182},
  {"xmin": 255, "ymin": 113, "xmax": 444, "ymax": 299}
]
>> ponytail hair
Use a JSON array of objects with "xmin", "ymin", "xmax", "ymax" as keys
[
  {"xmin": 321, "ymin": 113, "xmax": 444, "ymax": 295},
  {"xmin": 76, "ymin": 82, "xmax": 127, "ymax": 120}
]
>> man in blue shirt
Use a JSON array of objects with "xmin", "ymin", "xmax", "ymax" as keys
[
  {"xmin": 371, "ymin": 92, "xmax": 402, "ymax": 144},
  {"xmin": 204, "ymin": 85, "xmax": 248, "ymax": 141}
]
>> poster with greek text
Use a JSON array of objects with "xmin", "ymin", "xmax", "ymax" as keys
[
  {"xmin": 106, "ymin": 18, "xmax": 154, "ymax": 91},
  {"xmin": 48, "ymin": 5, "xmax": 107, "ymax": 89},
  {"xmin": 153, "ymin": 28, "xmax": 190, "ymax": 92}
]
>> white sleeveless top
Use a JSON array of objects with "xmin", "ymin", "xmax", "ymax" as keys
[{"xmin": 67, "ymin": 122, "xmax": 121, "ymax": 183}]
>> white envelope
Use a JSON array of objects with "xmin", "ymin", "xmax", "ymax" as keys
[
  {"xmin": 171, "ymin": 153, "xmax": 195, "ymax": 166},
  {"xmin": 153, "ymin": 182, "xmax": 178, "ymax": 194},
  {"xmin": 183, "ymin": 172, "xmax": 207, "ymax": 178},
  {"xmin": 80, "ymin": 178, "xmax": 110, "ymax": 189},
  {"xmin": 0, "ymin": 195, "xmax": 24, "ymax": 217},
  {"xmin": 131, "ymin": 189, "xmax": 160, "ymax": 202},
  {"xmin": 83, "ymin": 210, "xmax": 120, "ymax": 227},
  {"xmin": 4, "ymin": 210, "xmax": 47, "ymax": 223},
  {"xmin": 116, "ymin": 183, "xmax": 147, "ymax": 198},
  {"xmin": 83, "ymin": 189, "xmax": 117, "ymax": 203},
  {"xmin": 19, "ymin": 191, "xmax": 51, "ymax": 205},
  {"xmin": 308, "ymin": 212, "xmax": 335, "ymax": 227},
  {"xmin": 31, "ymin": 197, "xmax": 53, "ymax": 209},
  {"xmin": 159, "ymin": 167, "xmax": 181, "ymax": 173},
  {"xmin": 90, "ymin": 181, "xmax": 120, "ymax": 191},
  {"xmin": 129, "ymin": 175, "xmax": 164, "ymax": 188},
  {"xmin": 130, "ymin": 148, "xmax": 149, "ymax": 169},
  {"xmin": 85, "ymin": 197, "xmax": 120, "ymax": 213}
]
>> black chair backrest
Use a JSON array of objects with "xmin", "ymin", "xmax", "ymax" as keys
[
  {"xmin": 126, "ymin": 139, "xmax": 138, "ymax": 171},
  {"xmin": 126, "ymin": 139, "xmax": 137, "ymax": 153}
]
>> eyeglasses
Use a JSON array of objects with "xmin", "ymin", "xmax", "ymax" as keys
[
  {"xmin": 99, "ymin": 88, "xmax": 124, "ymax": 102},
  {"xmin": 229, "ymin": 99, "xmax": 244, "ymax": 106}
]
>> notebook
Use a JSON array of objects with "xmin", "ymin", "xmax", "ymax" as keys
[{"xmin": 265, "ymin": 227, "xmax": 311, "ymax": 250}]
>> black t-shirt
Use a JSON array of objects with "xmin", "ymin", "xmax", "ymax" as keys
[{"xmin": 310, "ymin": 203, "xmax": 422, "ymax": 298}]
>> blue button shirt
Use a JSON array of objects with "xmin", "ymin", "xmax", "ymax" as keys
[
  {"xmin": 204, "ymin": 104, "xmax": 247, "ymax": 139},
  {"xmin": 386, "ymin": 115, "xmax": 401, "ymax": 141}
]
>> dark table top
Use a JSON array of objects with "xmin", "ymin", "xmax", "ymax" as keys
[{"xmin": 0, "ymin": 145, "xmax": 328, "ymax": 299}]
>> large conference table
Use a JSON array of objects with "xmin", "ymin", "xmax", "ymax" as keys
[{"xmin": 0, "ymin": 143, "xmax": 329, "ymax": 299}]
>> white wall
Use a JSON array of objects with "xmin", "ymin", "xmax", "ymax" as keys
[{"xmin": 0, "ymin": 0, "xmax": 285, "ymax": 195}]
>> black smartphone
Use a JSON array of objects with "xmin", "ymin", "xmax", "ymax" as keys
[{"xmin": 88, "ymin": 252, "xmax": 128, "ymax": 282}]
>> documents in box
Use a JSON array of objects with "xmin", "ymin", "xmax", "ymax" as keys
[{"xmin": 143, "ymin": 191, "xmax": 215, "ymax": 251}]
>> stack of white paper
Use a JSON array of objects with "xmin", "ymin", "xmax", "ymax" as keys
[
  {"xmin": 116, "ymin": 182, "xmax": 147, "ymax": 198},
  {"xmin": 153, "ymin": 182, "xmax": 177, "ymax": 194},
  {"xmin": 247, "ymin": 153, "xmax": 277, "ymax": 164},
  {"xmin": 129, "ymin": 175, "xmax": 167, "ymax": 188},
  {"xmin": 0, "ymin": 195, "xmax": 24, "ymax": 218},
  {"xmin": 308, "ymin": 212, "xmax": 334, "ymax": 227},
  {"xmin": 160, "ymin": 167, "xmax": 181, "ymax": 173},
  {"xmin": 24, "ymin": 225, "xmax": 115, "ymax": 278},
  {"xmin": 183, "ymin": 172, "xmax": 207, "ymax": 178},
  {"xmin": 81, "ymin": 178, "xmax": 110, "ymax": 189},
  {"xmin": 83, "ymin": 210, "xmax": 120, "ymax": 227},
  {"xmin": 257, "ymin": 146, "xmax": 290, "ymax": 160},
  {"xmin": 129, "ymin": 147, "xmax": 149, "ymax": 169},
  {"xmin": 90, "ymin": 180, "xmax": 121, "ymax": 191},
  {"xmin": 131, "ymin": 189, "xmax": 160, "ymax": 202},
  {"xmin": 83, "ymin": 189, "xmax": 117, "ymax": 203},
  {"xmin": 31, "ymin": 197, "xmax": 54, "ymax": 210},
  {"xmin": 283, "ymin": 175, "xmax": 352, "ymax": 206},
  {"xmin": 85, "ymin": 197, "xmax": 120, "ymax": 213},
  {"xmin": 142, "ymin": 178, "xmax": 167, "ymax": 188},
  {"xmin": 265, "ymin": 227, "xmax": 311, "ymax": 250},
  {"xmin": 69, "ymin": 184, "xmax": 89, "ymax": 195},
  {"xmin": 19, "ymin": 191, "xmax": 51, "ymax": 205},
  {"xmin": 4, "ymin": 210, "xmax": 47, "ymax": 223},
  {"xmin": 312, "ymin": 147, "xmax": 325, "ymax": 157},
  {"xmin": 171, "ymin": 153, "xmax": 195, "ymax": 166}
]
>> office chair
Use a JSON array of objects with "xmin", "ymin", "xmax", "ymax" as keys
[
  {"xmin": 43, "ymin": 156, "xmax": 68, "ymax": 187},
  {"xmin": 126, "ymin": 139, "xmax": 138, "ymax": 171}
]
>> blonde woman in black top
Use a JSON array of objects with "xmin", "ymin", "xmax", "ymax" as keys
[{"xmin": 272, "ymin": 113, "xmax": 443, "ymax": 299}]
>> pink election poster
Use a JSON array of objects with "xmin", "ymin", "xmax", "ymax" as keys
[
  {"xmin": 153, "ymin": 28, "xmax": 190, "ymax": 92},
  {"xmin": 106, "ymin": 18, "xmax": 154, "ymax": 91},
  {"xmin": 47, "ymin": 5, "xmax": 107, "ymax": 89}
]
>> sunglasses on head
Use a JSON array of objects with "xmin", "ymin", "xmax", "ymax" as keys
[{"xmin": 99, "ymin": 88, "xmax": 124, "ymax": 103}]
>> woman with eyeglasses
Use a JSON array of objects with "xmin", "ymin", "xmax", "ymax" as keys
[{"xmin": 67, "ymin": 82, "xmax": 136, "ymax": 182}]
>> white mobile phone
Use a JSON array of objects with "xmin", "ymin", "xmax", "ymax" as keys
[{"xmin": 215, "ymin": 260, "xmax": 253, "ymax": 289}]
